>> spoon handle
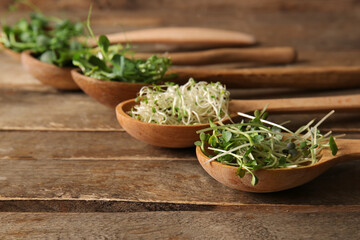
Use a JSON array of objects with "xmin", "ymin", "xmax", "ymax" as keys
[
  {"xmin": 334, "ymin": 139, "xmax": 360, "ymax": 163},
  {"xmin": 230, "ymin": 94, "xmax": 360, "ymax": 113},
  {"xmin": 131, "ymin": 47, "xmax": 296, "ymax": 65},
  {"xmin": 169, "ymin": 66, "xmax": 360, "ymax": 89},
  {"xmin": 104, "ymin": 27, "xmax": 255, "ymax": 46}
]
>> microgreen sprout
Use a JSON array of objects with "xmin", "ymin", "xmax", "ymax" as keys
[
  {"xmin": 72, "ymin": 5, "xmax": 174, "ymax": 83},
  {"xmin": 0, "ymin": 2, "xmax": 85, "ymax": 67},
  {"xmin": 196, "ymin": 110, "xmax": 339, "ymax": 185},
  {"xmin": 129, "ymin": 78, "xmax": 230, "ymax": 125}
]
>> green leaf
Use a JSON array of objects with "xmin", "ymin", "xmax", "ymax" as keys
[
  {"xmin": 253, "ymin": 134, "xmax": 264, "ymax": 144},
  {"xmin": 261, "ymin": 112, "xmax": 268, "ymax": 120},
  {"xmin": 39, "ymin": 50, "xmax": 56, "ymax": 64},
  {"xmin": 88, "ymin": 55, "xmax": 109, "ymax": 71},
  {"xmin": 194, "ymin": 141, "xmax": 201, "ymax": 146},
  {"xmin": 222, "ymin": 130, "xmax": 232, "ymax": 143},
  {"xmin": 300, "ymin": 141, "xmax": 307, "ymax": 149},
  {"xmin": 271, "ymin": 126, "xmax": 281, "ymax": 133},
  {"xmin": 208, "ymin": 135, "xmax": 218, "ymax": 147},
  {"xmin": 199, "ymin": 132, "xmax": 207, "ymax": 141},
  {"xmin": 329, "ymin": 136, "xmax": 338, "ymax": 156},
  {"xmin": 98, "ymin": 35, "xmax": 110, "ymax": 53},
  {"xmin": 244, "ymin": 146, "xmax": 254, "ymax": 159},
  {"xmin": 279, "ymin": 156, "xmax": 286, "ymax": 166}
]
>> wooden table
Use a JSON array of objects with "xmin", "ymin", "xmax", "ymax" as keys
[{"xmin": 1, "ymin": 1, "xmax": 360, "ymax": 239}]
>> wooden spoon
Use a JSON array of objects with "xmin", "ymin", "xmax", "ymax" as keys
[
  {"xmin": 0, "ymin": 43, "xmax": 21, "ymax": 62},
  {"xmin": 132, "ymin": 47, "xmax": 297, "ymax": 65},
  {"xmin": 168, "ymin": 66, "xmax": 360, "ymax": 89},
  {"xmin": 21, "ymin": 51, "xmax": 79, "ymax": 90},
  {"xmin": 88, "ymin": 27, "xmax": 256, "ymax": 47},
  {"xmin": 116, "ymin": 94, "xmax": 360, "ymax": 148},
  {"xmin": 196, "ymin": 139, "xmax": 360, "ymax": 192},
  {"xmin": 71, "ymin": 69, "xmax": 146, "ymax": 108}
]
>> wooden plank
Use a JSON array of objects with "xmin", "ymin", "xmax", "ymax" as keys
[
  {"xmin": 1, "ymin": 88, "xmax": 360, "ymax": 131},
  {"xmin": 1, "ymin": 0, "xmax": 359, "ymax": 14},
  {"xmin": 1, "ymin": 5, "xmax": 359, "ymax": 52},
  {"xmin": 2, "ymin": 50, "xmax": 360, "ymax": 93},
  {"xmin": 0, "ymin": 53, "xmax": 51, "ymax": 91},
  {"xmin": 1, "ymin": 200, "xmax": 360, "ymax": 213},
  {"xmin": 0, "ymin": 89, "xmax": 120, "ymax": 131},
  {"xmin": 0, "ymin": 131, "xmax": 195, "ymax": 160},
  {"xmin": 1, "ymin": 7, "xmax": 360, "ymax": 89},
  {"xmin": 0, "ymin": 158, "xmax": 359, "ymax": 206},
  {"xmin": 0, "ymin": 211, "xmax": 359, "ymax": 239},
  {"xmin": 0, "ymin": 131, "xmax": 359, "ymax": 160}
]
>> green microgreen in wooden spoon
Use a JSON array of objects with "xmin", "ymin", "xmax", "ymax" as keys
[
  {"xmin": 1, "ymin": 1, "xmax": 85, "ymax": 67},
  {"xmin": 129, "ymin": 78, "xmax": 230, "ymax": 125},
  {"xmin": 72, "ymin": 5, "xmax": 173, "ymax": 84},
  {"xmin": 195, "ymin": 109, "xmax": 339, "ymax": 186}
]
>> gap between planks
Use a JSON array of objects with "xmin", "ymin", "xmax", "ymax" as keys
[
  {"xmin": 1, "ymin": 127, "xmax": 360, "ymax": 133},
  {"xmin": 0, "ymin": 127, "xmax": 125, "ymax": 132},
  {"xmin": 1, "ymin": 199, "xmax": 360, "ymax": 213},
  {"xmin": 0, "ymin": 156, "xmax": 196, "ymax": 161}
]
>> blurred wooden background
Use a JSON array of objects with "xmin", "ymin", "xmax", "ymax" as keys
[{"xmin": 1, "ymin": 0, "xmax": 360, "ymax": 65}]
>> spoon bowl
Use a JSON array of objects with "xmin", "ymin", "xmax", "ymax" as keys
[
  {"xmin": 71, "ymin": 69, "xmax": 147, "ymax": 108},
  {"xmin": 116, "ymin": 99, "xmax": 222, "ymax": 148},
  {"xmin": 0, "ymin": 43, "xmax": 21, "ymax": 62},
  {"xmin": 196, "ymin": 139, "xmax": 360, "ymax": 192},
  {"xmin": 116, "ymin": 95, "xmax": 360, "ymax": 148},
  {"xmin": 21, "ymin": 51, "xmax": 79, "ymax": 90}
]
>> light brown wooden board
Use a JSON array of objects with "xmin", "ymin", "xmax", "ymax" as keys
[
  {"xmin": 0, "ymin": 131, "xmax": 195, "ymax": 160},
  {"xmin": 1, "ymin": 200, "xmax": 360, "ymax": 213},
  {"xmin": 1, "ymin": 0, "xmax": 360, "ymax": 91},
  {"xmin": 0, "ymin": 89, "xmax": 119, "ymax": 131},
  {"xmin": 0, "ymin": 158, "xmax": 359, "ymax": 206},
  {"xmin": 1, "ymin": 211, "xmax": 360, "ymax": 239},
  {"xmin": 0, "ymin": 2, "xmax": 359, "ymax": 238},
  {"xmin": 0, "ymin": 54, "xmax": 50, "ymax": 91},
  {"xmin": 1, "ymin": 1, "xmax": 359, "ymax": 54},
  {"xmin": 1, "ymin": 131, "xmax": 359, "ymax": 161},
  {"xmin": 1, "ymin": 88, "xmax": 360, "ymax": 131}
]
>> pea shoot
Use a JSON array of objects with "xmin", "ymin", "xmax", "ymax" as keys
[
  {"xmin": 1, "ymin": 11, "xmax": 85, "ymax": 67},
  {"xmin": 72, "ymin": 6, "xmax": 173, "ymax": 83},
  {"xmin": 195, "ymin": 109, "xmax": 339, "ymax": 186},
  {"xmin": 129, "ymin": 79, "xmax": 230, "ymax": 125}
]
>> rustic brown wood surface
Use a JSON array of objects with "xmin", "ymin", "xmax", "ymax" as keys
[
  {"xmin": 0, "ymin": 1, "xmax": 360, "ymax": 239},
  {"xmin": 1, "ymin": 211, "xmax": 360, "ymax": 239}
]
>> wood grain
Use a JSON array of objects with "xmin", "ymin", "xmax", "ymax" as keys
[
  {"xmin": 0, "ymin": 158, "xmax": 359, "ymax": 206},
  {"xmin": 1, "ymin": 88, "xmax": 360, "ymax": 131},
  {"xmin": 1, "ymin": 0, "xmax": 359, "ymax": 13},
  {"xmin": 0, "ymin": 89, "xmax": 119, "ymax": 131},
  {"xmin": 0, "ymin": 131, "xmax": 359, "ymax": 161},
  {"xmin": 0, "ymin": 131, "xmax": 195, "ymax": 160},
  {"xmin": 0, "ymin": 211, "xmax": 359, "ymax": 239},
  {"xmin": 0, "ymin": 2, "xmax": 359, "ymax": 238},
  {"xmin": 0, "ymin": 53, "xmax": 49, "ymax": 91},
  {"xmin": 170, "ymin": 66, "xmax": 360, "ymax": 89},
  {"xmin": 134, "ymin": 47, "xmax": 297, "ymax": 65},
  {"xmin": 21, "ymin": 51, "xmax": 79, "ymax": 90}
]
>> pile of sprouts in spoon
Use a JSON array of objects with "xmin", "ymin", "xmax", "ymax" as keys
[
  {"xmin": 129, "ymin": 78, "xmax": 230, "ymax": 125},
  {"xmin": 195, "ymin": 108, "xmax": 339, "ymax": 185}
]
